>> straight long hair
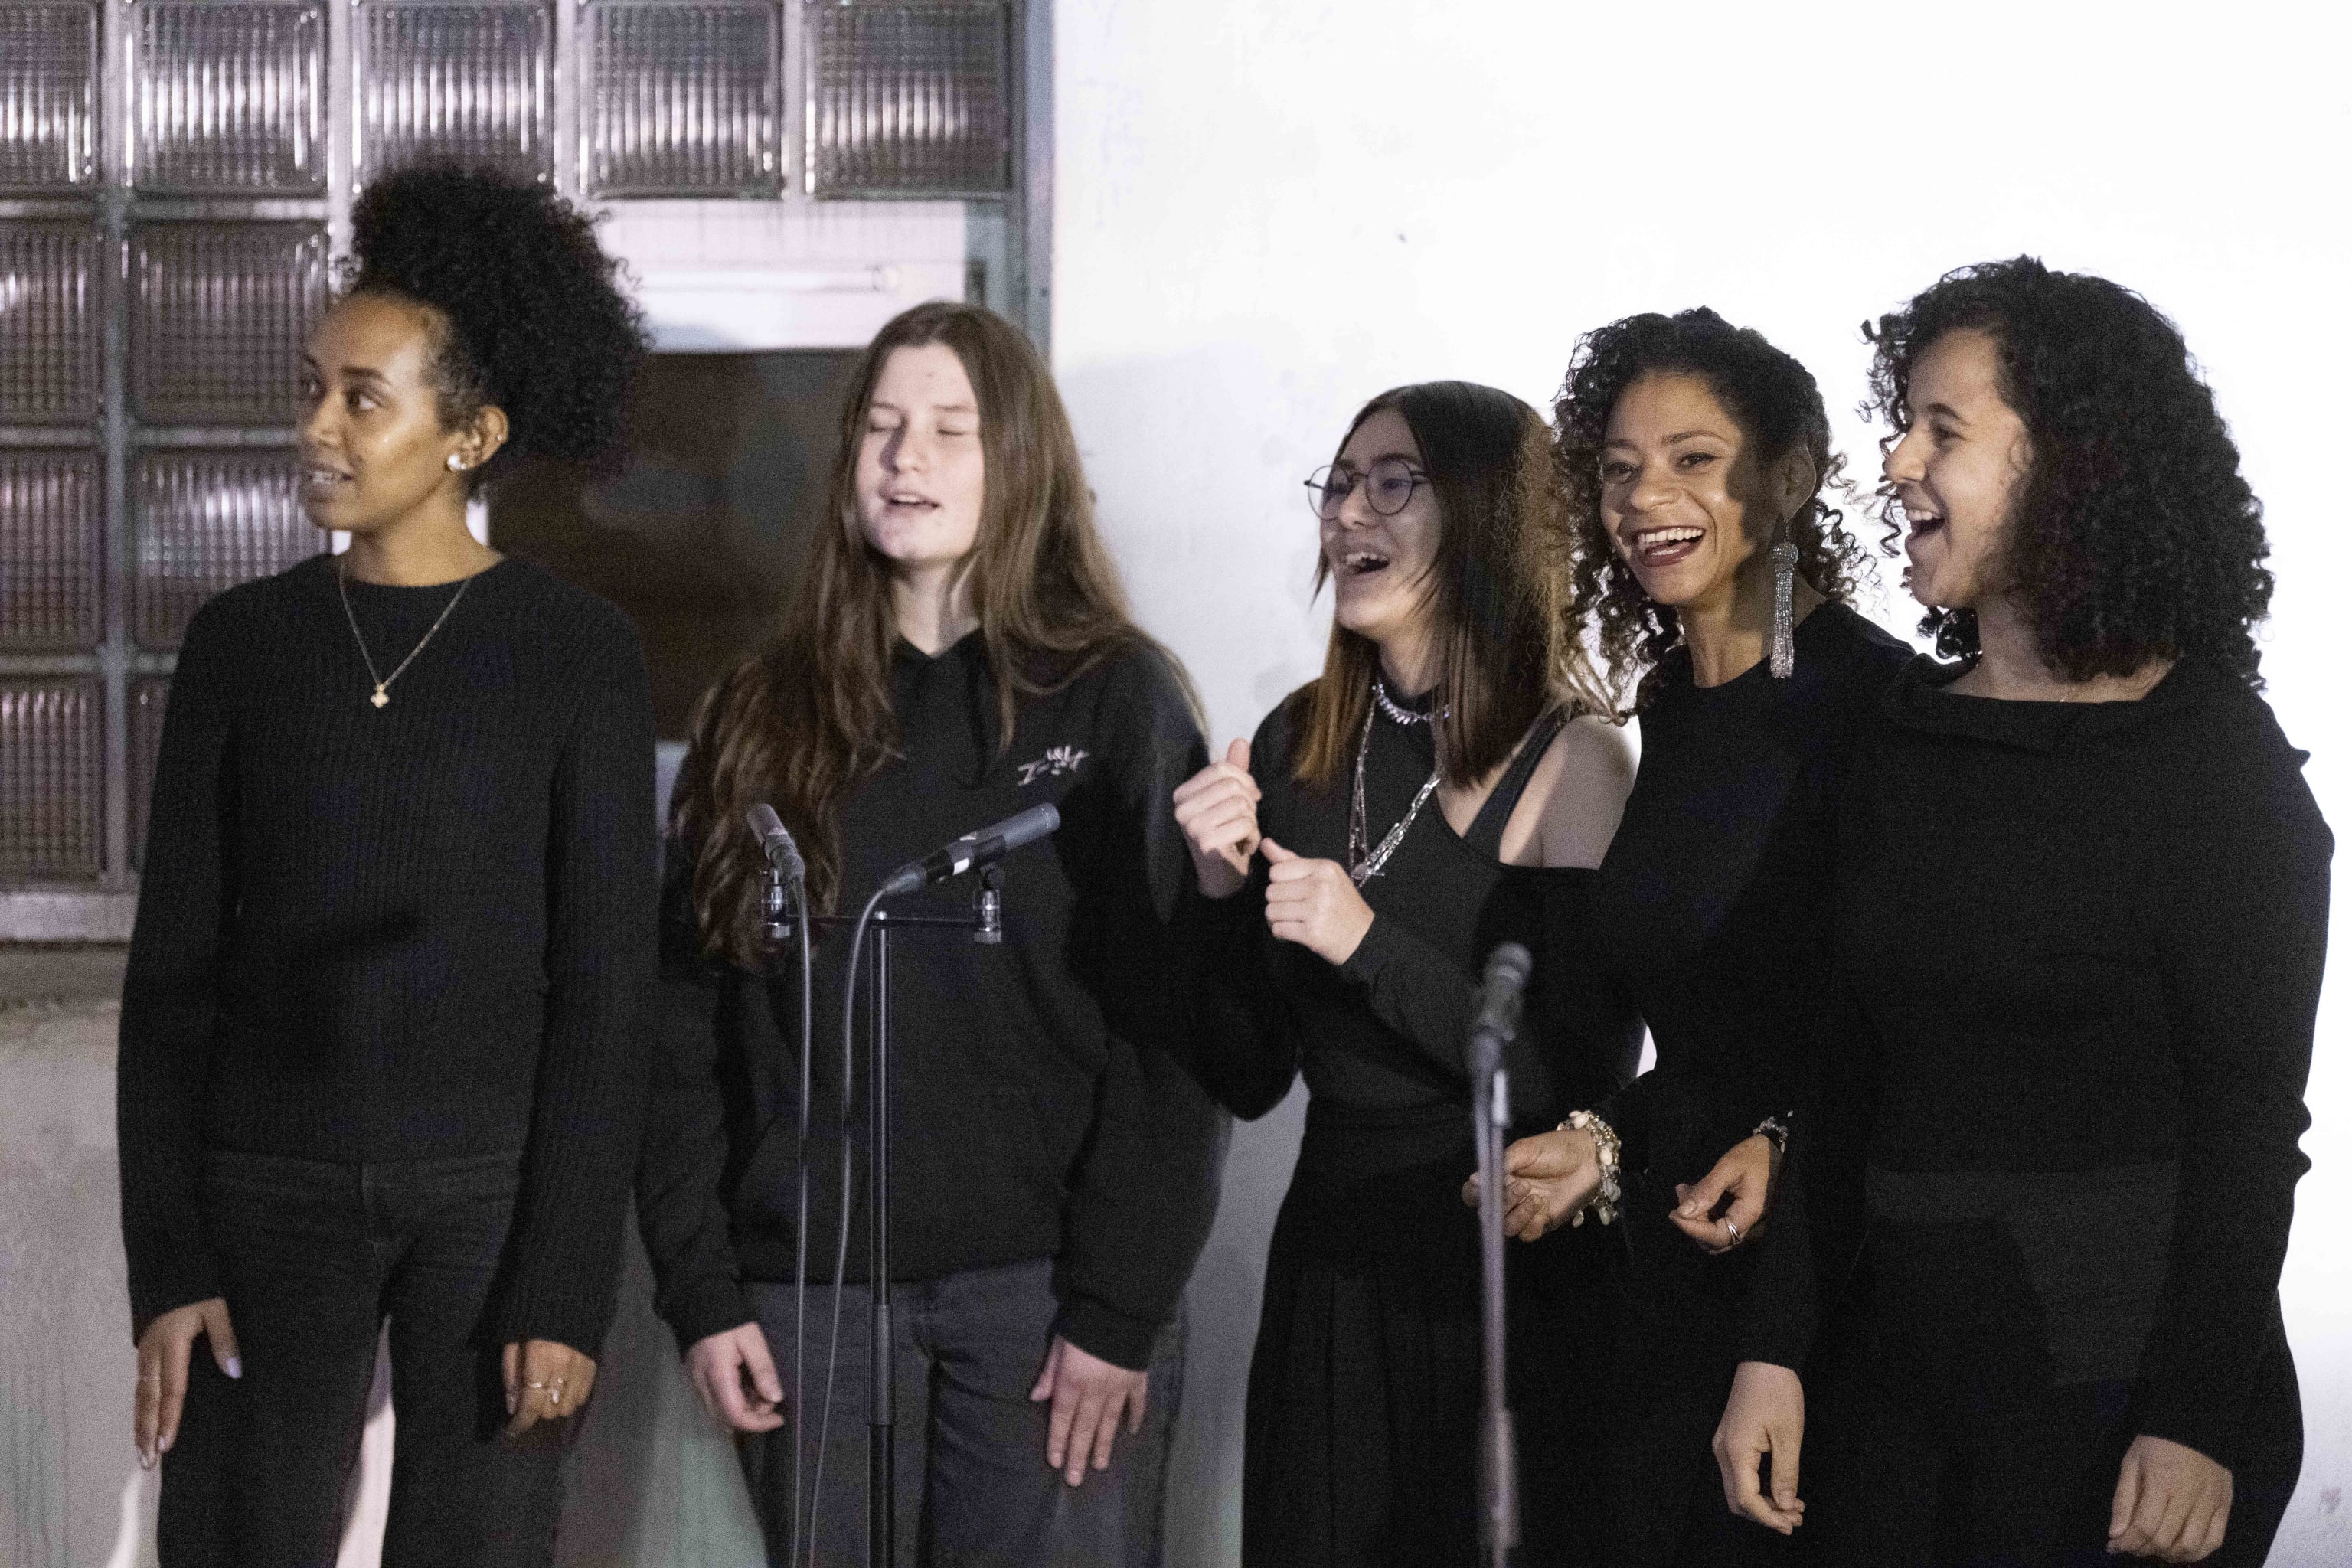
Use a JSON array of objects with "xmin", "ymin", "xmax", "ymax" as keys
[
  {"xmin": 1291, "ymin": 381, "xmax": 1606, "ymax": 793},
  {"xmin": 675, "ymin": 302, "xmax": 1168, "ymax": 963}
]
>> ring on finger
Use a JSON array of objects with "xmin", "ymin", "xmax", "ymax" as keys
[{"xmin": 1723, "ymin": 1217, "xmax": 1744, "ymax": 1247}]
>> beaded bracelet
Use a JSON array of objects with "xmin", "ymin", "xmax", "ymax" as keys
[
  {"xmin": 1560, "ymin": 1109, "xmax": 1622, "ymax": 1227},
  {"xmin": 1753, "ymin": 1116, "xmax": 1789, "ymax": 1197}
]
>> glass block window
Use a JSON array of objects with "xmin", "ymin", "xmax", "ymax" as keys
[
  {"xmin": 130, "ymin": 2, "xmax": 327, "ymax": 194},
  {"xmin": 132, "ymin": 447, "xmax": 312, "ymax": 649},
  {"xmin": 0, "ymin": 678, "xmax": 102, "ymax": 882},
  {"xmin": 0, "ymin": 221, "xmax": 101, "ymax": 423},
  {"xmin": 0, "ymin": 449, "xmax": 101, "ymax": 649},
  {"xmin": 130, "ymin": 677, "xmax": 170, "ymax": 873},
  {"xmin": 129, "ymin": 221, "xmax": 327, "ymax": 426},
  {"xmin": 811, "ymin": 3, "xmax": 1010, "ymax": 197},
  {"xmin": 0, "ymin": 3, "xmax": 100, "ymax": 191},
  {"xmin": 357, "ymin": 2, "xmax": 555, "ymax": 182},
  {"xmin": 583, "ymin": 2, "xmax": 782, "ymax": 198}
]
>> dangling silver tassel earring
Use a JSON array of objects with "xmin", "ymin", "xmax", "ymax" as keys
[{"xmin": 1769, "ymin": 533, "xmax": 1798, "ymax": 679}]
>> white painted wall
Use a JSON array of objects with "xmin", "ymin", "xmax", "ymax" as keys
[{"xmin": 1051, "ymin": 3, "xmax": 2352, "ymax": 1563}]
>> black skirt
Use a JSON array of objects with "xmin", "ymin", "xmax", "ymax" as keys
[{"xmin": 1243, "ymin": 1099, "xmax": 1622, "ymax": 1568}]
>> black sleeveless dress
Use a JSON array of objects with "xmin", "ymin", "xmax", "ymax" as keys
[{"xmin": 1183, "ymin": 684, "xmax": 1645, "ymax": 1568}]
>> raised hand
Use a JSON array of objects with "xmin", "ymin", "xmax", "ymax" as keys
[
  {"xmin": 1259, "ymin": 836, "xmax": 1374, "ymax": 965},
  {"xmin": 1670, "ymin": 1133, "xmax": 1774, "ymax": 1253},
  {"xmin": 133, "ymin": 1296, "xmax": 241, "ymax": 1468},
  {"xmin": 1171, "ymin": 738, "xmax": 1261, "ymax": 898},
  {"xmin": 1462, "ymin": 1125, "xmax": 1602, "ymax": 1240},
  {"xmin": 501, "ymin": 1338, "xmax": 599, "ymax": 1439}
]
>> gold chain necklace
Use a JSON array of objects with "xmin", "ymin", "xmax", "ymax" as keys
[{"xmin": 335, "ymin": 555, "xmax": 480, "ymax": 710}]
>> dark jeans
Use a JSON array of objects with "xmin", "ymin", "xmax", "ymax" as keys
[
  {"xmin": 741, "ymin": 1258, "xmax": 1183, "ymax": 1567},
  {"xmin": 159, "ymin": 1148, "xmax": 567, "ymax": 1568}
]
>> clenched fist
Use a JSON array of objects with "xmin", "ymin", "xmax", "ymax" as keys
[{"xmin": 1259, "ymin": 837, "xmax": 1375, "ymax": 965}]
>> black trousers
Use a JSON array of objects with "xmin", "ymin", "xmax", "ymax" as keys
[
  {"xmin": 1805, "ymin": 1225, "xmax": 2303, "ymax": 1568},
  {"xmin": 158, "ymin": 1148, "xmax": 567, "ymax": 1568}
]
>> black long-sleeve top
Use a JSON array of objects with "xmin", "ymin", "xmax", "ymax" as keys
[
  {"xmin": 1586, "ymin": 603, "xmax": 1913, "ymax": 1200},
  {"xmin": 635, "ymin": 634, "xmax": 1230, "ymax": 1371},
  {"xmin": 1180, "ymin": 687, "xmax": 1644, "ymax": 1132},
  {"xmin": 119, "ymin": 554, "xmax": 658, "ymax": 1354},
  {"xmin": 1744, "ymin": 655, "xmax": 2330, "ymax": 1471}
]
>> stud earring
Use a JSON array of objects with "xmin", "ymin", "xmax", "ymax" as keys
[{"xmin": 446, "ymin": 453, "xmax": 466, "ymax": 473}]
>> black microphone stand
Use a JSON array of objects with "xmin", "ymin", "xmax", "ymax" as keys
[
  {"xmin": 1472, "ymin": 988, "xmax": 1521, "ymax": 1566},
  {"xmin": 789, "ymin": 865, "xmax": 1003, "ymax": 1568}
]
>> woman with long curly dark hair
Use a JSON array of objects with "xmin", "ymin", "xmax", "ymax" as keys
[
  {"xmin": 1718, "ymin": 259, "xmax": 2328, "ymax": 1566},
  {"xmin": 1485, "ymin": 309, "xmax": 1909, "ymax": 1566},
  {"xmin": 1174, "ymin": 381, "xmax": 1641, "ymax": 1564},
  {"xmin": 118, "ymin": 163, "xmax": 655, "ymax": 1563},
  {"xmin": 636, "ymin": 300, "xmax": 1227, "ymax": 1563}
]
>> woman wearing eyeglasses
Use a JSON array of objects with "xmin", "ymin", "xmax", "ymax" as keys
[
  {"xmin": 1171, "ymin": 381, "xmax": 1642, "ymax": 1566},
  {"xmin": 1478, "ymin": 310, "xmax": 1907, "ymax": 1566}
]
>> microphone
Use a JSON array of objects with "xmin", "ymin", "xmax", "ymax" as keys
[
  {"xmin": 1468, "ymin": 942, "xmax": 1532, "ymax": 1079},
  {"xmin": 879, "ymin": 804, "xmax": 1060, "ymax": 897},
  {"xmin": 746, "ymin": 803, "xmax": 805, "ymax": 882}
]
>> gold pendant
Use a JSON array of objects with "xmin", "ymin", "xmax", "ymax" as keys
[{"xmin": 371, "ymin": 686, "xmax": 390, "ymax": 709}]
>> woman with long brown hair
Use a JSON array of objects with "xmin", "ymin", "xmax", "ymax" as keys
[
  {"xmin": 635, "ymin": 300, "xmax": 1227, "ymax": 1564},
  {"xmin": 1171, "ymin": 380, "xmax": 1641, "ymax": 1565}
]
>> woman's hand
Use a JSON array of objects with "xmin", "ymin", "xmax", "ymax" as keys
[
  {"xmin": 2110, "ymin": 1435, "xmax": 2233, "ymax": 1562},
  {"xmin": 501, "ymin": 1339, "xmax": 599, "ymax": 1439},
  {"xmin": 685, "ymin": 1323, "xmax": 786, "ymax": 1434},
  {"xmin": 1670, "ymin": 1133, "xmax": 1774, "ymax": 1253},
  {"xmin": 1461, "ymin": 1125, "xmax": 1602, "ymax": 1240},
  {"xmin": 134, "ymin": 1297, "xmax": 241, "ymax": 1468},
  {"xmin": 1029, "ymin": 1334, "xmax": 1148, "ymax": 1488},
  {"xmin": 1714, "ymin": 1360, "xmax": 1806, "ymax": 1534},
  {"xmin": 1259, "ymin": 837, "xmax": 1374, "ymax": 964},
  {"xmin": 1171, "ymin": 738, "xmax": 1261, "ymax": 899}
]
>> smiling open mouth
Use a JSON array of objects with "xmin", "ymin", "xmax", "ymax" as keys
[
  {"xmin": 302, "ymin": 465, "xmax": 351, "ymax": 490},
  {"xmin": 1339, "ymin": 549, "xmax": 1391, "ymax": 577},
  {"xmin": 1632, "ymin": 526, "xmax": 1703, "ymax": 566}
]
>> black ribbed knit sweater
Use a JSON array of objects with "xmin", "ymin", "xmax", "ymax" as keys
[
  {"xmin": 118, "ymin": 552, "xmax": 657, "ymax": 1355},
  {"xmin": 1744, "ymin": 656, "xmax": 2331, "ymax": 1470}
]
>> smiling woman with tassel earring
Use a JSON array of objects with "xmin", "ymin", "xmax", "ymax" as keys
[{"xmin": 1478, "ymin": 309, "xmax": 1906, "ymax": 1566}]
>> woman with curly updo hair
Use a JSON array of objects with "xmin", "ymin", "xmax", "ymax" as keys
[
  {"xmin": 119, "ymin": 162, "xmax": 655, "ymax": 1563},
  {"xmin": 1485, "ymin": 309, "xmax": 1909, "ymax": 1566},
  {"xmin": 1720, "ymin": 259, "xmax": 2328, "ymax": 1567}
]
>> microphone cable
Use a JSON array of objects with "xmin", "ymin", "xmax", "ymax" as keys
[
  {"xmin": 782, "ymin": 870, "xmax": 812, "ymax": 1568},
  {"xmin": 806, "ymin": 881, "xmax": 889, "ymax": 1567}
]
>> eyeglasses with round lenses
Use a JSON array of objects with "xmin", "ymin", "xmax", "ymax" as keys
[{"xmin": 1305, "ymin": 457, "xmax": 1429, "ymax": 521}]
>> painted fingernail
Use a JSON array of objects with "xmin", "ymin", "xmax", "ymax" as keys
[
  {"xmin": 139, "ymin": 1450, "xmax": 155, "ymax": 1470},
  {"xmin": 224, "ymin": 1357, "xmax": 242, "ymax": 1380}
]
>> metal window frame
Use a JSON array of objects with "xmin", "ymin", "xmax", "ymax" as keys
[{"xmin": 0, "ymin": 0, "xmax": 1048, "ymax": 938}]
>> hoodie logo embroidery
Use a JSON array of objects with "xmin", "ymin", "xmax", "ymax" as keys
[{"xmin": 1016, "ymin": 745, "xmax": 1087, "ymax": 786}]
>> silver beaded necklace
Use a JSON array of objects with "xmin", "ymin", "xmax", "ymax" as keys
[{"xmin": 1348, "ymin": 677, "xmax": 1442, "ymax": 885}]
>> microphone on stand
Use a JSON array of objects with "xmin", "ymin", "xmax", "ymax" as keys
[
  {"xmin": 877, "ymin": 804, "xmax": 1060, "ymax": 897},
  {"xmin": 1468, "ymin": 942, "xmax": 1531, "ymax": 1080},
  {"xmin": 747, "ymin": 802, "xmax": 805, "ymax": 881}
]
